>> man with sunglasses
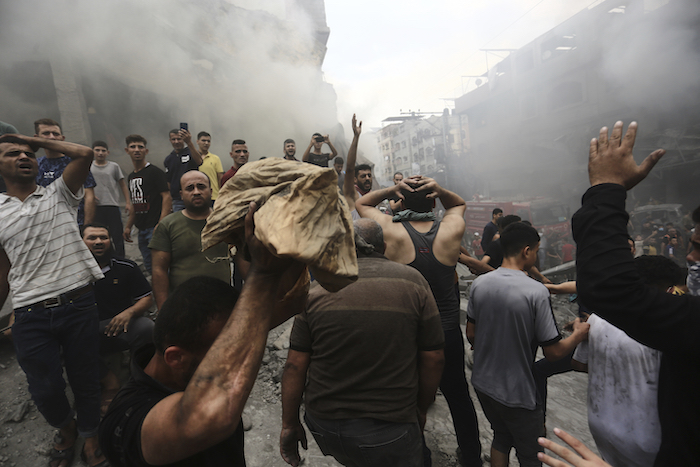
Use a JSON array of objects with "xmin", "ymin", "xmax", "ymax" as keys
[{"xmin": 221, "ymin": 139, "xmax": 249, "ymax": 186}]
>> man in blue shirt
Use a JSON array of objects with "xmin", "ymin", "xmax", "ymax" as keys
[{"xmin": 34, "ymin": 118, "xmax": 96, "ymax": 226}]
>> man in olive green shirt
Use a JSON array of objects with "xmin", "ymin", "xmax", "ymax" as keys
[{"xmin": 149, "ymin": 171, "xmax": 230, "ymax": 309}]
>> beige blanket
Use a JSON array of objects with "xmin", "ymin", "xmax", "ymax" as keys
[{"xmin": 201, "ymin": 158, "xmax": 358, "ymax": 292}]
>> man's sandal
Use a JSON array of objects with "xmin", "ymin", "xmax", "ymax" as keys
[
  {"xmin": 48, "ymin": 432, "xmax": 75, "ymax": 467},
  {"xmin": 81, "ymin": 447, "xmax": 110, "ymax": 467}
]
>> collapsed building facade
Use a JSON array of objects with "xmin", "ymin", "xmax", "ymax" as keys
[{"xmin": 453, "ymin": 0, "xmax": 700, "ymax": 211}]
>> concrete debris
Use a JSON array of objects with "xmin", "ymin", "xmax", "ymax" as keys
[{"xmin": 4, "ymin": 401, "xmax": 29, "ymax": 423}]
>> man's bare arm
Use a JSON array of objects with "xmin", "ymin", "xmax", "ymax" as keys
[
  {"xmin": 528, "ymin": 265, "xmax": 551, "ymax": 284},
  {"xmin": 459, "ymin": 246, "xmax": 493, "ymax": 274},
  {"xmin": 466, "ymin": 321, "xmax": 476, "ymax": 346},
  {"xmin": 123, "ymin": 208, "xmax": 136, "ymax": 243},
  {"xmin": 140, "ymin": 202, "xmax": 305, "ymax": 464},
  {"xmin": 301, "ymin": 137, "xmax": 313, "ymax": 162},
  {"xmin": 118, "ymin": 178, "xmax": 132, "ymax": 214},
  {"xmin": 355, "ymin": 185, "xmax": 401, "ymax": 227},
  {"xmin": 104, "ymin": 294, "xmax": 153, "ymax": 337},
  {"xmin": 151, "ymin": 250, "xmax": 171, "ymax": 310},
  {"xmin": 542, "ymin": 319, "xmax": 589, "ymax": 361},
  {"xmin": 343, "ymin": 114, "xmax": 362, "ymax": 212},
  {"xmin": 280, "ymin": 349, "xmax": 311, "ymax": 467},
  {"xmin": 325, "ymin": 136, "xmax": 338, "ymax": 158},
  {"xmin": 417, "ymin": 349, "xmax": 444, "ymax": 430},
  {"xmin": 0, "ymin": 249, "xmax": 10, "ymax": 310},
  {"xmin": 181, "ymin": 129, "xmax": 203, "ymax": 166},
  {"xmin": 23, "ymin": 135, "xmax": 94, "ymax": 195},
  {"xmin": 160, "ymin": 192, "xmax": 172, "ymax": 220},
  {"xmin": 83, "ymin": 187, "xmax": 96, "ymax": 224}
]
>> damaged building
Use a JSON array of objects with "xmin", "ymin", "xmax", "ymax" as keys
[{"xmin": 453, "ymin": 0, "xmax": 700, "ymax": 210}]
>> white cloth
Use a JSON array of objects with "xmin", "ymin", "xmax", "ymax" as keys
[
  {"xmin": 0, "ymin": 177, "xmax": 104, "ymax": 307},
  {"xmin": 573, "ymin": 314, "xmax": 662, "ymax": 467}
]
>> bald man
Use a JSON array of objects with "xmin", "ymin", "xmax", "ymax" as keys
[{"xmin": 149, "ymin": 171, "xmax": 230, "ymax": 309}]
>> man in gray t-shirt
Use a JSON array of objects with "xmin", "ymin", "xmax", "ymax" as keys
[
  {"xmin": 466, "ymin": 222, "xmax": 589, "ymax": 467},
  {"xmin": 91, "ymin": 141, "xmax": 131, "ymax": 256}
]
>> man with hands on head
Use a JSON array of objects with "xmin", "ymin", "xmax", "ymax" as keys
[
  {"xmin": 0, "ymin": 133, "xmax": 107, "ymax": 467},
  {"xmin": 356, "ymin": 175, "xmax": 483, "ymax": 467},
  {"xmin": 100, "ymin": 201, "xmax": 307, "ymax": 466},
  {"xmin": 164, "ymin": 127, "xmax": 203, "ymax": 212},
  {"xmin": 302, "ymin": 132, "xmax": 338, "ymax": 167},
  {"xmin": 34, "ymin": 117, "xmax": 97, "ymax": 227}
]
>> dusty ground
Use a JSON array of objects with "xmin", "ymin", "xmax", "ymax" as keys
[{"xmin": 0, "ymin": 248, "xmax": 595, "ymax": 466}]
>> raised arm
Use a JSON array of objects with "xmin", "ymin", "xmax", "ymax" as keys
[
  {"xmin": 23, "ymin": 135, "xmax": 94, "ymax": 195},
  {"xmin": 280, "ymin": 349, "xmax": 311, "ymax": 466},
  {"xmin": 139, "ymin": 202, "xmax": 305, "ymax": 464},
  {"xmin": 325, "ymin": 135, "xmax": 338, "ymax": 158},
  {"xmin": 573, "ymin": 122, "xmax": 700, "ymax": 355},
  {"xmin": 301, "ymin": 136, "xmax": 314, "ymax": 162},
  {"xmin": 343, "ymin": 114, "xmax": 362, "ymax": 211},
  {"xmin": 83, "ymin": 187, "xmax": 96, "ymax": 224},
  {"xmin": 181, "ymin": 129, "xmax": 203, "ymax": 166}
]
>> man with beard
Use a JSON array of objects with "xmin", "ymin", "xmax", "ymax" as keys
[
  {"xmin": 342, "ymin": 115, "xmax": 376, "ymax": 220},
  {"xmin": 149, "ymin": 171, "xmax": 230, "ymax": 309},
  {"xmin": 82, "ymin": 223, "xmax": 154, "ymax": 411}
]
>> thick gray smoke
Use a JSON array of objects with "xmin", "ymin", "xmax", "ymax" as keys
[
  {"xmin": 598, "ymin": 0, "xmax": 700, "ymax": 114},
  {"xmin": 0, "ymin": 0, "xmax": 342, "ymax": 168}
]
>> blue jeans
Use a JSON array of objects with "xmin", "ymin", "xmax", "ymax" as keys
[
  {"xmin": 305, "ymin": 412, "xmax": 423, "ymax": 467},
  {"xmin": 12, "ymin": 290, "xmax": 101, "ymax": 438},
  {"xmin": 138, "ymin": 227, "xmax": 155, "ymax": 273},
  {"xmin": 172, "ymin": 199, "xmax": 185, "ymax": 212}
]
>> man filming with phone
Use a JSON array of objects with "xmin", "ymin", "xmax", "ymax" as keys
[
  {"xmin": 164, "ymin": 124, "xmax": 202, "ymax": 212},
  {"xmin": 302, "ymin": 132, "xmax": 338, "ymax": 167}
]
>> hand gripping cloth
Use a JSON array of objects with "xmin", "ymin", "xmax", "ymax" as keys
[{"xmin": 201, "ymin": 158, "xmax": 358, "ymax": 292}]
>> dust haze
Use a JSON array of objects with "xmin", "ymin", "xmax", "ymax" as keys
[{"xmin": 0, "ymin": 0, "xmax": 342, "ymax": 168}]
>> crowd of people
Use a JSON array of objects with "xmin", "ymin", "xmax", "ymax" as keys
[{"xmin": 0, "ymin": 115, "xmax": 698, "ymax": 467}]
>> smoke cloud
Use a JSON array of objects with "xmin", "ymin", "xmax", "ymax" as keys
[{"xmin": 0, "ymin": 0, "xmax": 343, "ymax": 168}]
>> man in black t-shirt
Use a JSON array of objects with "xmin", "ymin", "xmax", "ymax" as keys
[
  {"xmin": 123, "ymin": 135, "xmax": 171, "ymax": 273},
  {"xmin": 481, "ymin": 207, "xmax": 503, "ymax": 251},
  {"xmin": 100, "ymin": 204, "xmax": 306, "ymax": 467},
  {"xmin": 164, "ymin": 128, "xmax": 202, "ymax": 212}
]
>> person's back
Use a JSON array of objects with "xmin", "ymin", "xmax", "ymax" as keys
[
  {"xmin": 574, "ymin": 314, "xmax": 661, "ymax": 467},
  {"xmin": 355, "ymin": 177, "xmax": 483, "ymax": 467}
]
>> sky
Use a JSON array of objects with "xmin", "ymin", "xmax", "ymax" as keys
[{"xmin": 322, "ymin": 0, "xmax": 602, "ymax": 132}]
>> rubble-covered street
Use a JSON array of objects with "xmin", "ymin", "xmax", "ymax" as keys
[{"xmin": 0, "ymin": 260, "xmax": 596, "ymax": 466}]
